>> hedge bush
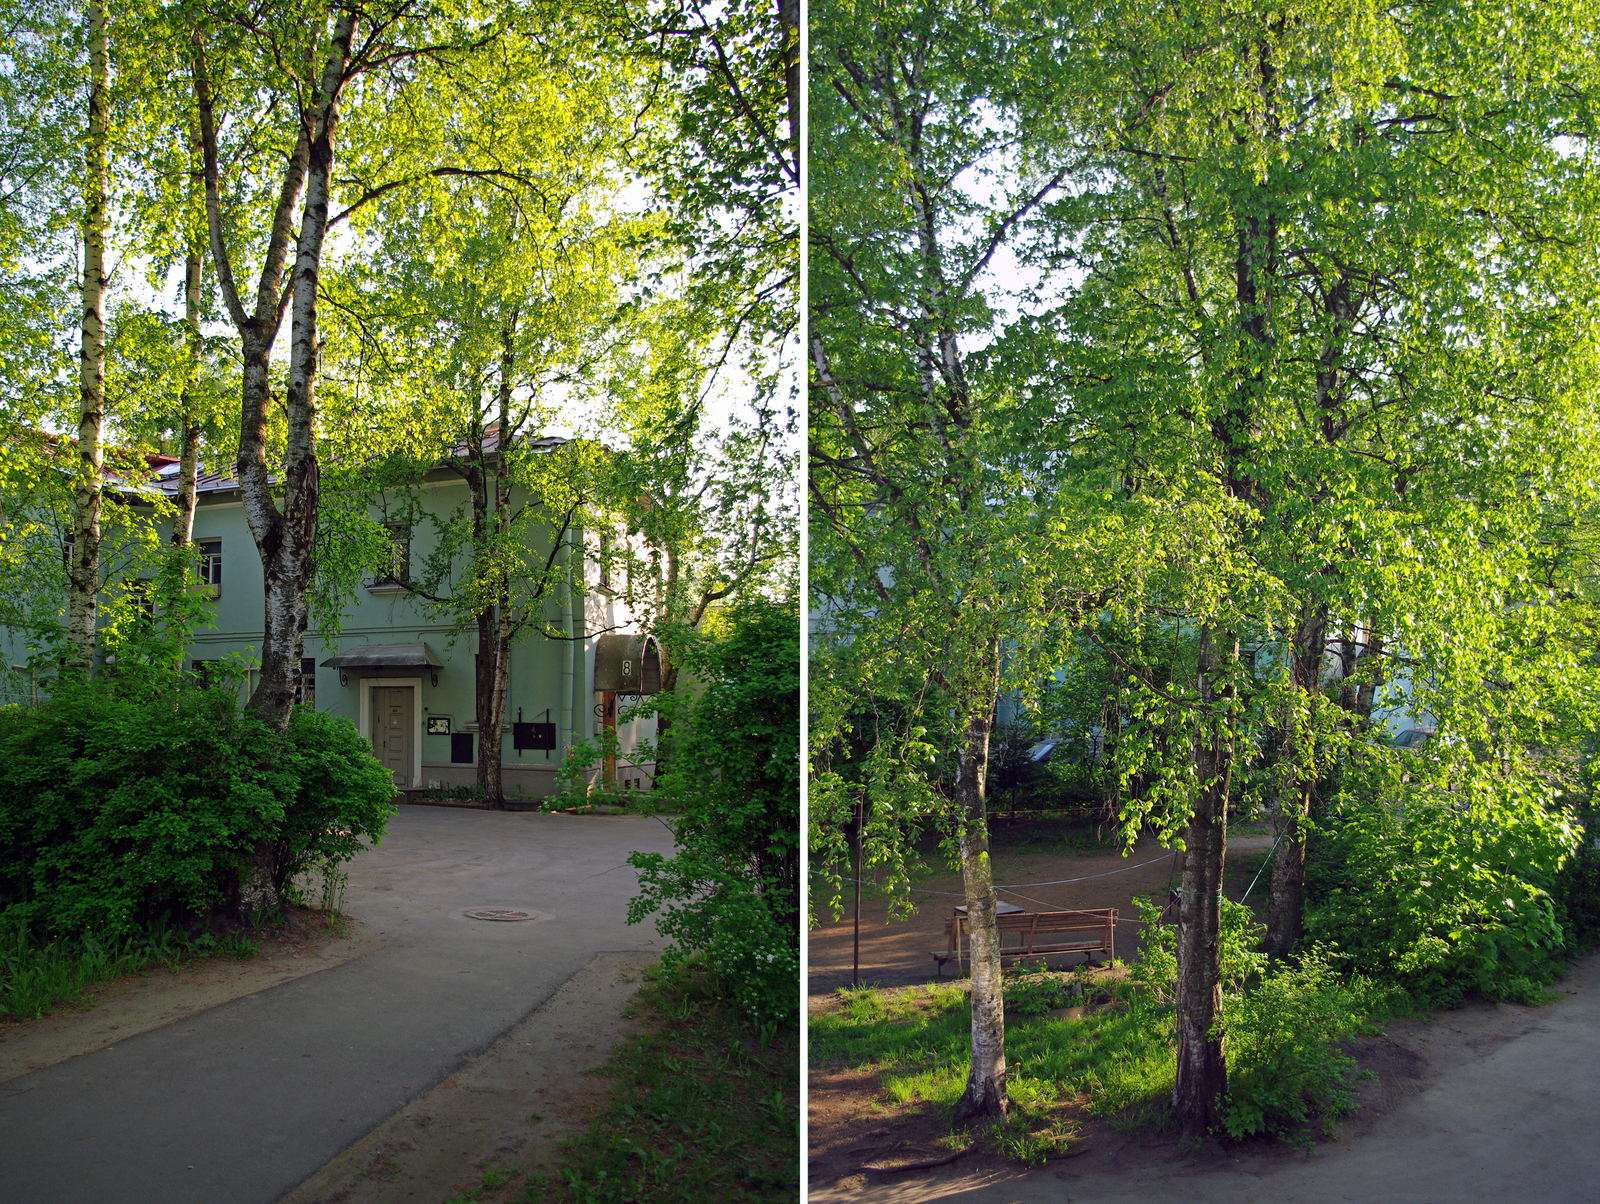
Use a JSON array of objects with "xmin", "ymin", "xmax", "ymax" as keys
[
  {"xmin": 0, "ymin": 682, "xmax": 395, "ymax": 938},
  {"xmin": 618, "ymin": 599, "xmax": 801, "ymax": 1033}
]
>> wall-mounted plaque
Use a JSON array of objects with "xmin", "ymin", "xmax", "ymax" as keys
[
  {"xmin": 513, "ymin": 722, "xmax": 557, "ymax": 751},
  {"xmin": 426, "ymin": 716, "xmax": 451, "ymax": 735}
]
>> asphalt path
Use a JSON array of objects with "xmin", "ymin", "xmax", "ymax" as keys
[
  {"xmin": 814, "ymin": 950, "xmax": 1600, "ymax": 1204},
  {"xmin": 0, "ymin": 806, "xmax": 675, "ymax": 1204}
]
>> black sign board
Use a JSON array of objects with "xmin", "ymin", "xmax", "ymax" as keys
[
  {"xmin": 513, "ymin": 721, "xmax": 557, "ymax": 751},
  {"xmin": 450, "ymin": 733, "xmax": 474, "ymax": 763}
]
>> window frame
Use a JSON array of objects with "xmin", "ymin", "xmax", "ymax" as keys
[{"xmin": 196, "ymin": 539, "xmax": 222, "ymax": 596}]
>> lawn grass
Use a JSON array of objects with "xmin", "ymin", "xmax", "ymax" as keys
[
  {"xmin": 810, "ymin": 970, "xmax": 1178, "ymax": 1164},
  {"xmin": 521, "ymin": 959, "xmax": 801, "ymax": 1203}
]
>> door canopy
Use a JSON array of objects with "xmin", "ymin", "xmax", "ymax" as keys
[{"xmin": 592, "ymin": 633, "xmax": 661, "ymax": 694}]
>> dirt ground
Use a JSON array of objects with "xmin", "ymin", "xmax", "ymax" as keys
[
  {"xmin": 808, "ymin": 823, "xmax": 1595, "ymax": 1200},
  {"xmin": 809, "ymin": 823, "xmax": 1274, "ymax": 998}
]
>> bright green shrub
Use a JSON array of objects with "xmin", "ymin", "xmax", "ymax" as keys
[
  {"xmin": 1221, "ymin": 951, "xmax": 1390, "ymax": 1141},
  {"xmin": 276, "ymin": 705, "xmax": 402, "ymax": 887},
  {"xmin": 619, "ymin": 600, "xmax": 800, "ymax": 1032},
  {"xmin": 0, "ymin": 682, "xmax": 395, "ymax": 938},
  {"xmin": 1305, "ymin": 789, "xmax": 1578, "ymax": 1005}
]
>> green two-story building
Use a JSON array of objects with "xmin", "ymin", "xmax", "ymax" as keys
[{"xmin": 5, "ymin": 448, "xmax": 658, "ymax": 800}]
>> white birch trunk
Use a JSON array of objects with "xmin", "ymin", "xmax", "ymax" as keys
[
  {"xmin": 952, "ymin": 639, "xmax": 1007, "ymax": 1124},
  {"xmin": 67, "ymin": 0, "xmax": 110, "ymax": 671},
  {"xmin": 191, "ymin": 12, "xmax": 356, "ymax": 917},
  {"xmin": 173, "ymin": 249, "xmax": 202, "ymax": 549}
]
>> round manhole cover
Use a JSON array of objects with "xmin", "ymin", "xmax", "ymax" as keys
[{"xmin": 463, "ymin": 909, "xmax": 537, "ymax": 922}]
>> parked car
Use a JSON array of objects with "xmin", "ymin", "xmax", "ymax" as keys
[{"xmin": 1389, "ymin": 727, "xmax": 1433, "ymax": 750}]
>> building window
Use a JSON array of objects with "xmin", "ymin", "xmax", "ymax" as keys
[
  {"xmin": 196, "ymin": 540, "xmax": 222, "ymax": 596},
  {"xmin": 295, "ymin": 657, "xmax": 315, "ymax": 707},
  {"xmin": 597, "ymin": 530, "xmax": 613, "ymax": 592},
  {"xmin": 382, "ymin": 523, "xmax": 410, "ymax": 584},
  {"xmin": 192, "ymin": 659, "xmax": 222, "ymax": 688}
]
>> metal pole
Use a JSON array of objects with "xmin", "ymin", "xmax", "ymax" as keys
[{"xmin": 853, "ymin": 800, "xmax": 863, "ymax": 988}]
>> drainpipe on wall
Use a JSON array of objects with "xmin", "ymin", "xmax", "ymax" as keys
[{"xmin": 561, "ymin": 526, "xmax": 575, "ymax": 756}]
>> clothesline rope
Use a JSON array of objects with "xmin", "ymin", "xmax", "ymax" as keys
[{"xmin": 899, "ymin": 851, "xmax": 1178, "ymax": 898}]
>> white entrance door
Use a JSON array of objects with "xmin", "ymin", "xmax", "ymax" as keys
[{"xmin": 372, "ymin": 686, "xmax": 415, "ymax": 786}]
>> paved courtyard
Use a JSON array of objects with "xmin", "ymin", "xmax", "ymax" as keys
[{"xmin": 0, "ymin": 806, "xmax": 675, "ymax": 1204}]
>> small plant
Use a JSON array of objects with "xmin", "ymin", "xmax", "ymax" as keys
[
  {"xmin": 1002, "ymin": 965, "xmax": 1074, "ymax": 1018},
  {"xmin": 317, "ymin": 859, "xmax": 348, "ymax": 914},
  {"xmin": 1220, "ymin": 946, "xmax": 1393, "ymax": 1142},
  {"xmin": 218, "ymin": 932, "xmax": 259, "ymax": 961}
]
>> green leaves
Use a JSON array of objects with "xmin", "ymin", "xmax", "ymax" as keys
[{"xmin": 619, "ymin": 600, "xmax": 800, "ymax": 1028}]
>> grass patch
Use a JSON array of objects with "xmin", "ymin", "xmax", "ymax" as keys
[
  {"xmin": 0, "ymin": 906, "xmax": 345, "ymax": 1021},
  {"xmin": 811, "ymin": 969, "xmax": 1177, "ymax": 1156},
  {"xmin": 813, "ymin": 944, "xmax": 1395, "ymax": 1160},
  {"xmin": 529, "ymin": 959, "xmax": 799, "ymax": 1203}
]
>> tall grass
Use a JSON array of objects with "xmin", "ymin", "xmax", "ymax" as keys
[{"xmin": 0, "ymin": 919, "xmax": 263, "ymax": 1021}]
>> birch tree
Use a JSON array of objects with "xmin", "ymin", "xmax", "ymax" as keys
[
  {"xmin": 65, "ymin": 0, "xmax": 110, "ymax": 671},
  {"xmin": 808, "ymin": 0, "xmax": 1128, "ymax": 1122},
  {"xmin": 323, "ymin": 41, "xmax": 656, "ymax": 804},
  {"xmin": 1003, "ymin": 0, "xmax": 1600, "ymax": 1132}
]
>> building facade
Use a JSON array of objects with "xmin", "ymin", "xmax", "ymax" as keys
[{"xmin": 3, "ymin": 450, "xmax": 657, "ymax": 801}]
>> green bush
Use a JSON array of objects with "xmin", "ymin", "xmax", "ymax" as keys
[
  {"xmin": 276, "ymin": 705, "xmax": 402, "ymax": 888},
  {"xmin": 0, "ymin": 681, "xmax": 395, "ymax": 938},
  {"xmin": 616, "ymin": 600, "xmax": 800, "ymax": 1033},
  {"xmin": 1305, "ymin": 792, "xmax": 1577, "ymax": 1006},
  {"xmin": 1221, "ymin": 950, "xmax": 1390, "ymax": 1141},
  {"xmin": 1551, "ymin": 812, "xmax": 1600, "ymax": 954}
]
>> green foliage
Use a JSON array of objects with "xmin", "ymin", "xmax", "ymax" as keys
[
  {"xmin": 1306, "ymin": 783, "xmax": 1580, "ymax": 1006},
  {"xmin": 0, "ymin": 924, "xmax": 160, "ymax": 1022},
  {"xmin": 1551, "ymin": 826, "xmax": 1600, "ymax": 954},
  {"xmin": 547, "ymin": 730, "xmax": 624, "ymax": 807},
  {"xmin": 618, "ymin": 600, "xmax": 799, "ymax": 1031},
  {"xmin": 275, "ymin": 705, "xmax": 402, "ymax": 890},
  {"xmin": 542, "ymin": 958, "xmax": 800, "ymax": 1203},
  {"xmin": 0, "ymin": 679, "xmax": 395, "ymax": 939},
  {"xmin": 1128, "ymin": 894, "xmax": 1267, "ymax": 1006},
  {"xmin": 1220, "ymin": 950, "xmax": 1391, "ymax": 1142}
]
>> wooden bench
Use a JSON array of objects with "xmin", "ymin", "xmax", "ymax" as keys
[{"xmin": 930, "ymin": 908, "xmax": 1117, "ymax": 978}]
